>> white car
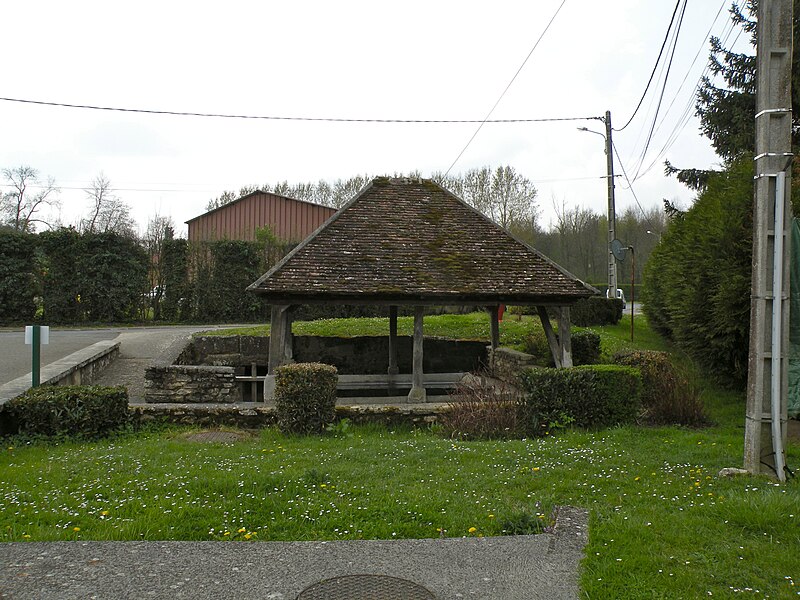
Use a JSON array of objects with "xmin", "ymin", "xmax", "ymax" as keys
[{"xmin": 607, "ymin": 288, "xmax": 626, "ymax": 310}]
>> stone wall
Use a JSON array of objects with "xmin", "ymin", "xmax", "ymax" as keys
[
  {"xmin": 189, "ymin": 335, "xmax": 487, "ymax": 374},
  {"xmin": 144, "ymin": 365, "xmax": 241, "ymax": 404},
  {"xmin": 488, "ymin": 347, "xmax": 539, "ymax": 386},
  {"xmin": 130, "ymin": 402, "xmax": 445, "ymax": 428}
]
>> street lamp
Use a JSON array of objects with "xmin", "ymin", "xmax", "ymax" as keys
[{"xmin": 578, "ymin": 110, "xmax": 617, "ymax": 298}]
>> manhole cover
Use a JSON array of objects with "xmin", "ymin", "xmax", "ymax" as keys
[
  {"xmin": 297, "ymin": 574, "xmax": 436, "ymax": 600},
  {"xmin": 182, "ymin": 430, "xmax": 249, "ymax": 444}
]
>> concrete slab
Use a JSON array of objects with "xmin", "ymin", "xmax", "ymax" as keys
[{"xmin": 0, "ymin": 507, "xmax": 588, "ymax": 600}]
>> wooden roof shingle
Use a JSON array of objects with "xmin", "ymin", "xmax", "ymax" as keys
[{"xmin": 247, "ymin": 177, "xmax": 597, "ymax": 305}]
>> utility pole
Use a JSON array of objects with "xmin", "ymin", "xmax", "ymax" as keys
[
  {"xmin": 745, "ymin": 0, "xmax": 793, "ymax": 481},
  {"xmin": 604, "ymin": 110, "xmax": 618, "ymax": 298},
  {"xmin": 579, "ymin": 112, "xmax": 618, "ymax": 296}
]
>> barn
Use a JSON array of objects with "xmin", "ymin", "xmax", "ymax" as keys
[{"xmin": 186, "ymin": 191, "xmax": 336, "ymax": 243}]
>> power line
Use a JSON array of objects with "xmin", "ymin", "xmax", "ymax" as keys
[
  {"xmin": 632, "ymin": 18, "xmax": 742, "ymax": 180},
  {"xmin": 0, "ymin": 175, "xmax": 612, "ymax": 194},
  {"xmin": 612, "ymin": 140, "xmax": 658, "ymax": 231},
  {"xmin": 630, "ymin": 0, "xmax": 689, "ymax": 181},
  {"xmin": 442, "ymin": 0, "xmax": 573, "ymax": 177},
  {"xmin": 646, "ymin": 0, "xmax": 729, "ymax": 143},
  {"xmin": 0, "ymin": 95, "xmax": 595, "ymax": 124},
  {"xmin": 614, "ymin": 0, "xmax": 683, "ymax": 132}
]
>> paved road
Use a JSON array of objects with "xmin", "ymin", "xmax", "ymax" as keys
[
  {"xmin": 0, "ymin": 328, "xmax": 120, "ymax": 386},
  {"xmin": 0, "ymin": 325, "xmax": 242, "ymax": 388},
  {"xmin": 624, "ymin": 302, "xmax": 644, "ymax": 316}
]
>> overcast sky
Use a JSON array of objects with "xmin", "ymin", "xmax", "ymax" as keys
[{"xmin": 1, "ymin": 0, "xmax": 749, "ymax": 237}]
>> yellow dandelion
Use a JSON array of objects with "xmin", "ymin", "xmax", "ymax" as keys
[
  {"xmin": 238, "ymin": 527, "xmax": 246, "ymax": 533},
  {"xmin": 73, "ymin": 527, "xmax": 81, "ymax": 532},
  {"xmin": 488, "ymin": 514, "xmax": 495, "ymax": 519},
  {"xmin": 634, "ymin": 476, "xmax": 640, "ymax": 481},
  {"xmin": 244, "ymin": 534, "xmax": 252, "ymax": 540},
  {"xmin": 532, "ymin": 467, "xmax": 540, "ymax": 472},
  {"xmin": 223, "ymin": 531, "xmax": 230, "ymax": 536},
  {"xmin": 100, "ymin": 510, "xmax": 109, "ymax": 516},
  {"xmin": 468, "ymin": 527, "xmax": 477, "ymax": 534},
  {"xmin": 22, "ymin": 534, "xmax": 31, "ymax": 539}
]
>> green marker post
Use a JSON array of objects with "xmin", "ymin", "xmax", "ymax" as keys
[{"xmin": 31, "ymin": 324, "xmax": 41, "ymax": 387}]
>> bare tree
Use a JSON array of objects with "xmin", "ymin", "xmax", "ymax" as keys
[
  {"xmin": 1, "ymin": 165, "xmax": 60, "ymax": 232},
  {"xmin": 331, "ymin": 175, "xmax": 371, "ymax": 207},
  {"xmin": 489, "ymin": 165, "xmax": 538, "ymax": 230},
  {"xmin": 143, "ymin": 214, "xmax": 175, "ymax": 320},
  {"xmin": 80, "ymin": 173, "xmax": 136, "ymax": 236}
]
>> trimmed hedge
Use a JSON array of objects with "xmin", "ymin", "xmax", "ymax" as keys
[
  {"xmin": 274, "ymin": 363, "xmax": 338, "ymax": 434},
  {"xmin": 571, "ymin": 330, "xmax": 601, "ymax": 365},
  {"xmin": 0, "ymin": 230, "xmax": 38, "ymax": 324},
  {"xmin": 38, "ymin": 229, "xmax": 148, "ymax": 323},
  {"xmin": 6, "ymin": 385, "xmax": 129, "ymax": 438},
  {"xmin": 517, "ymin": 365, "xmax": 641, "ymax": 436},
  {"xmin": 570, "ymin": 297, "xmax": 624, "ymax": 326}
]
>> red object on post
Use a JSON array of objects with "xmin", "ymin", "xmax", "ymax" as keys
[{"xmin": 498, "ymin": 304, "xmax": 506, "ymax": 322}]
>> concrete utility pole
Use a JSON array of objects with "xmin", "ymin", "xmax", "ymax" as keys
[
  {"xmin": 745, "ymin": 0, "xmax": 793, "ymax": 481},
  {"xmin": 579, "ymin": 111, "xmax": 618, "ymax": 296},
  {"xmin": 604, "ymin": 110, "xmax": 618, "ymax": 298}
]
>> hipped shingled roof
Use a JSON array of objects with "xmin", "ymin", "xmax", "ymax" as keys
[{"xmin": 248, "ymin": 177, "xmax": 597, "ymax": 305}]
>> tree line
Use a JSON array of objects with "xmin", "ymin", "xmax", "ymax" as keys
[
  {"xmin": 207, "ymin": 165, "xmax": 540, "ymax": 232},
  {"xmin": 2, "ymin": 157, "xmax": 668, "ymax": 327},
  {"xmin": 643, "ymin": 0, "xmax": 800, "ymax": 387}
]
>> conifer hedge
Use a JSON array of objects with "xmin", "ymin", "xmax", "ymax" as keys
[{"xmin": 642, "ymin": 158, "xmax": 755, "ymax": 386}]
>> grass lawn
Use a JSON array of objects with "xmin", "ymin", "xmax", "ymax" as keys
[{"xmin": 2, "ymin": 314, "xmax": 799, "ymax": 598}]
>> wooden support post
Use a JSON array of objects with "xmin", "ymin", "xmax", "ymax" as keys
[
  {"xmin": 388, "ymin": 306, "xmax": 399, "ymax": 393},
  {"xmin": 408, "ymin": 306, "xmax": 426, "ymax": 403},
  {"xmin": 558, "ymin": 306, "xmax": 573, "ymax": 368},
  {"xmin": 536, "ymin": 306, "xmax": 562, "ymax": 369},
  {"xmin": 284, "ymin": 310, "xmax": 294, "ymax": 363},
  {"xmin": 489, "ymin": 305, "xmax": 500, "ymax": 350},
  {"xmin": 265, "ymin": 304, "xmax": 291, "ymax": 401}
]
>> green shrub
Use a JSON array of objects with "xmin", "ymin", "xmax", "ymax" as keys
[
  {"xmin": 517, "ymin": 365, "xmax": 641, "ymax": 436},
  {"xmin": 522, "ymin": 329, "xmax": 552, "ymax": 365},
  {"xmin": 440, "ymin": 379, "xmax": 519, "ymax": 440},
  {"xmin": 570, "ymin": 297, "xmax": 624, "ymax": 326},
  {"xmin": 571, "ymin": 330, "xmax": 601, "ymax": 365},
  {"xmin": 613, "ymin": 350, "xmax": 708, "ymax": 426},
  {"xmin": 6, "ymin": 385, "xmax": 129, "ymax": 438},
  {"xmin": 274, "ymin": 363, "xmax": 338, "ymax": 434}
]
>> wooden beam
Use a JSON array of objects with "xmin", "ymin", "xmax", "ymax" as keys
[
  {"xmin": 537, "ymin": 306, "xmax": 562, "ymax": 369},
  {"xmin": 408, "ymin": 306, "xmax": 426, "ymax": 402},
  {"xmin": 558, "ymin": 306, "xmax": 573, "ymax": 368},
  {"xmin": 388, "ymin": 305, "xmax": 399, "ymax": 393},
  {"xmin": 489, "ymin": 305, "xmax": 500, "ymax": 350},
  {"xmin": 265, "ymin": 304, "xmax": 291, "ymax": 400}
]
